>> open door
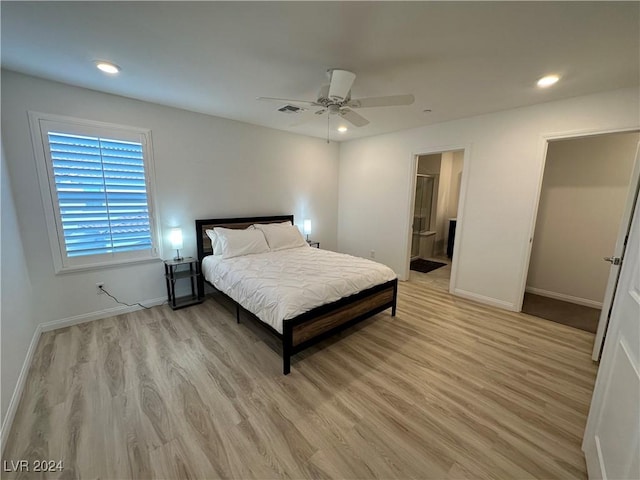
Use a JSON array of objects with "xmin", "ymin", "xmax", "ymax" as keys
[
  {"xmin": 592, "ymin": 141, "xmax": 640, "ymax": 360},
  {"xmin": 582, "ymin": 184, "xmax": 640, "ymax": 479}
]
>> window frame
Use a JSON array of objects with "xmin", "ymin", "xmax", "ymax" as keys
[{"xmin": 29, "ymin": 111, "xmax": 162, "ymax": 274}]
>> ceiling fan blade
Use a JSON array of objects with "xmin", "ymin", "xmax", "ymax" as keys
[
  {"xmin": 328, "ymin": 70, "xmax": 356, "ymax": 101},
  {"xmin": 339, "ymin": 109, "xmax": 370, "ymax": 127},
  {"xmin": 348, "ymin": 94, "xmax": 415, "ymax": 108},
  {"xmin": 257, "ymin": 96, "xmax": 320, "ymax": 107}
]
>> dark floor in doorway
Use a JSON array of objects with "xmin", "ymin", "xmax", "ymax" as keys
[
  {"xmin": 522, "ymin": 293, "xmax": 600, "ymax": 333},
  {"xmin": 410, "ymin": 258, "xmax": 447, "ymax": 274}
]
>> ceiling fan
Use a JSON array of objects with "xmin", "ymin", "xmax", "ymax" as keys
[{"xmin": 258, "ymin": 69, "xmax": 414, "ymax": 140}]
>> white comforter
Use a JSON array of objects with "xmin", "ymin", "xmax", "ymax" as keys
[{"xmin": 202, "ymin": 246, "xmax": 396, "ymax": 334}]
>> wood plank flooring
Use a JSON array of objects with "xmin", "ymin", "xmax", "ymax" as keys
[{"xmin": 3, "ymin": 272, "xmax": 598, "ymax": 479}]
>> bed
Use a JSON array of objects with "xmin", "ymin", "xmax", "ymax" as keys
[{"xmin": 195, "ymin": 215, "xmax": 398, "ymax": 374}]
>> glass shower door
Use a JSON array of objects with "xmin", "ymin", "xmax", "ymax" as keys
[{"xmin": 411, "ymin": 175, "xmax": 435, "ymax": 258}]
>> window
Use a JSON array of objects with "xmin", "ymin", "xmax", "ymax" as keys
[{"xmin": 30, "ymin": 112, "xmax": 160, "ymax": 273}]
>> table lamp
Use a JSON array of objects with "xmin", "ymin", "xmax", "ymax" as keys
[
  {"xmin": 303, "ymin": 219, "xmax": 312, "ymax": 241},
  {"xmin": 169, "ymin": 227, "xmax": 184, "ymax": 261}
]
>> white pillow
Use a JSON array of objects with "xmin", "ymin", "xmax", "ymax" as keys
[
  {"xmin": 264, "ymin": 220, "xmax": 292, "ymax": 227},
  {"xmin": 206, "ymin": 225, "xmax": 255, "ymax": 255},
  {"xmin": 205, "ymin": 229, "xmax": 222, "ymax": 256},
  {"xmin": 254, "ymin": 223, "xmax": 307, "ymax": 251},
  {"xmin": 214, "ymin": 227, "xmax": 270, "ymax": 259}
]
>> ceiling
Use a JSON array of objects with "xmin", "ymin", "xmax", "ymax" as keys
[{"xmin": 2, "ymin": 2, "xmax": 639, "ymax": 142}]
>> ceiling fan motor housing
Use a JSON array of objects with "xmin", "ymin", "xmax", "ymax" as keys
[{"xmin": 328, "ymin": 69, "xmax": 356, "ymax": 101}]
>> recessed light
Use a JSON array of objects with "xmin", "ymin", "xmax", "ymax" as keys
[
  {"xmin": 95, "ymin": 61, "xmax": 121, "ymax": 74},
  {"xmin": 537, "ymin": 74, "xmax": 560, "ymax": 88},
  {"xmin": 337, "ymin": 126, "xmax": 348, "ymax": 133}
]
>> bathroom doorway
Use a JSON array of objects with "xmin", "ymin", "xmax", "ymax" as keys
[{"xmin": 408, "ymin": 150, "xmax": 464, "ymax": 291}]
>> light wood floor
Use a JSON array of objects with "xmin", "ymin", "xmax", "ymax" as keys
[{"xmin": 3, "ymin": 272, "xmax": 598, "ymax": 479}]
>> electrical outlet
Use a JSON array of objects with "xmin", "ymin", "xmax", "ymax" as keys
[
  {"xmin": 96, "ymin": 282, "xmax": 105, "ymax": 294},
  {"xmin": 370, "ymin": 250, "xmax": 375, "ymax": 259}
]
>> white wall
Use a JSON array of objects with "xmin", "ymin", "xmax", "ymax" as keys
[
  {"xmin": 527, "ymin": 132, "xmax": 639, "ymax": 305},
  {"xmin": 1, "ymin": 140, "xmax": 37, "ymax": 436},
  {"xmin": 1, "ymin": 70, "xmax": 339, "ymax": 327},
  {"xmin": 338, "ymin": 87, "xmax": 640, "ymax": 310}
]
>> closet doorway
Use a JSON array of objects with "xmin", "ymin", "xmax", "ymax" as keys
[
  {"xmin": 408, "ymin": 150, "xmax": 464, "ymax": 292},
  {"xmin": 524, "ymin": 131, "xmax": 639, "ymax": 350}
]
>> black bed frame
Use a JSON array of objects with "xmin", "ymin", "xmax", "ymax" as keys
[{"xmin": 195, "ymin": 215, "xmax": 398, "ymax": 375}]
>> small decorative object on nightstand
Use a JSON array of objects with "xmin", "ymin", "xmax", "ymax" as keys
[
  {"xmin": 306, "ymin": 240, "xmax": 320, "ymax": 248},
  {"xmin": 164, "ymin": 257, "xmax": 203, "ymax": 310}
]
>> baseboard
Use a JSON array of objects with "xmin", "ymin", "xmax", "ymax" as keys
[
  {"xmin": 40, "ymin": 296, "xmax": 167, "ymax": 332},
  {"xmin": 1, "ymin": 324, "xmax": 42, "ymax": 456},
  {"xmin": 454, "ymin": 288, "xmax": 518, "ymax": 312},
  {"xmin": 525, "ymin": 287, "xmax": 603, "ymax": 309}
]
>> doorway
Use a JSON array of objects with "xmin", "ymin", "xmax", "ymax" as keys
[
  {"xmin": 408, "ymin": 150, "xmax": 464, "ymax": 292},
  {"xmin": 524, "ymin": 131, "xmax": 640, "ymax": 334}
]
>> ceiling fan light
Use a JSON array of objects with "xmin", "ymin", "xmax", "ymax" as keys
[
  {"xmin": 537, "ymin": 74, "xmax": 560, "ymax": 88},
  {"xmin": 338, "ymin": 126, "xmax": 348, "ymax": 133},
  {"xmin": 95, "ymin": 61, "xmax": 121, "ymax": 74}
]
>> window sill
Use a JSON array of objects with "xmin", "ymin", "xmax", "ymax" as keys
[{"xmin": 55, "ymin": 255, "xmax": 163, "ymax": 275}]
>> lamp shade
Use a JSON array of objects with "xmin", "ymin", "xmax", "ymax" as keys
[
  {"xmin": 169, "ymin": 227, "xmax": 183, "ymax": 250},
  {"xmin": 303, "ymin": 219, "xmax": 312, "ymax": 235}
]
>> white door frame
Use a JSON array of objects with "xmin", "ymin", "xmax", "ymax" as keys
[
  {"xmin": 516, "ymin": 127, "xmax": 640, "ymax": 313},
  {"xmin": 404, "ymin": 143, "xmax": 472, "ymax": 294}
]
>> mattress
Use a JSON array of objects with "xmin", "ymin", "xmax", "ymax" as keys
[{"xmin": 202, "ymin": 246, "xmax": 397, "ymax": 334}]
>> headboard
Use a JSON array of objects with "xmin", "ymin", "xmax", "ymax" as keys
[{"xmin": 195, "ymin": 214, "xmax": 294, "ymax": 262}]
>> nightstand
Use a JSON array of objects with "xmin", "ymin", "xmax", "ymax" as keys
[
  {"xmin": 164, "ymin": 257, "xmax": 203, "ymax": 310},
  {"xmin": 306, "ymin": 240, "xmax": 320, "ymax": 248}
]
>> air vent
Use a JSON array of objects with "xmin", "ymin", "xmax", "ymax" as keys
[{"xmin": 277, "ymin": 104, "xmax": 306, "ymax": 114}]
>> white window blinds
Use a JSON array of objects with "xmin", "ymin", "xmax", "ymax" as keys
[
  {"xmin": 47, "ymin": 132, "xmax": 152, "ymax": 257},
  {"xmin": 30, "ymin": 112, "xmax": 159, "ymax": 273}
]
